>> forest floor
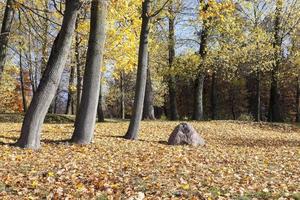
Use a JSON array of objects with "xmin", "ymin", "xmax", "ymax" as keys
[{"xmin": 0, "ymin": 120, "xmax": 299, "ymax": 200}]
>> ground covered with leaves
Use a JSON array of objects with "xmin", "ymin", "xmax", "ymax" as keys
[{"xmin": 0, "ymin": 121, "xmax": 299, "ymax": 199}]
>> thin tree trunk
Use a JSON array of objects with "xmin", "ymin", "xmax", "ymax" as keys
[
  {"xmin": 19, "ymin": 45, "xmax": 27, "ymax": 112},
  {"xmin": 268, "ymin": 0, "xmax": 283, "ymax": 122},
  {"xmin": 71, "ymin": 0, "xmax": 107, "ymax": 144},
  {"xmin": 143, "ymin": 64, "xmax": 155, "ymax": 120},
  {"xmin": 210, "ymin": 71, "xmax": 217, "ymax": 120},
  {"xmin": 0, "ymin": 0, "xmax": 14, "ymax": 77},
  {"xmin": 168, "ymin": 5, "xmax": 179, "ymax": 120},
  {"xmin": 75, "ymin": 18, "xmax": 82, "ymax": 114},
  {"xmin": 16, "ymin": 0, "xmax": 81, "ymax": 149},
  {"xmin": 66, "ymin": 64, "xmax": 75, "ymax": 114},
  {"xmin": 120, "ymin": 71, "xmax": 125, "ymax": 119},
  {"xmin": 97, "ymin": 81, "xmax": 105, "ymax": 122},
  {"xmin": 296, "ymin": 76, "xmax": 300, "ymax": 123},
  {"xmin": 255, "ymin": 70, "xmax": 261, "ymax": 122},
  {"xmin": 124, "ymin": 0, "xmax": 150, "ymax": 140}
]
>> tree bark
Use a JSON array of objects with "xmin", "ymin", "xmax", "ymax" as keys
[
  {"xmin": 0, "ymin": 0, "xmax": 15, "ymax": 77},
  {"xmin": 75, "ymin": 18, "xmax": 82, "ymax": 114},
  {"xmin": 255, "ymin": 70, "xmax": 261, "ymax": 122},
  {"xmin": 193, "ymin": 73, "xmax": 205, "ymax": 120},
  {"xmin": 143, "ymin": 64, "xmax": 155, "ymax": 120},
  {"xmin": 296, "ymin": 76, "xmax": 300, "ymax": 123},
  {"xmin": 210, "ymin": 72, "xmax": 217, "ymax": 120},
  {"xmin": 71, "ymin": 0, "xmax": 107, "ymax": 144},
  {"xmin": 168, "ymin": 5, "xmax": 179, "ymax": 121},
  {"xmin": 16, "ymin": 0, "xmax": 81, "ymax": 149},
  {"xmin": 120, "ymin": 71, "xmax": 125, "ymax": 119},
  {"xmin": 66, "ymin": 63, "xmax": 76, "ymax": 114},
  {"xmin": 97, "ymin": 80, "xmax": 105, "ymax": 122},
  {"xmin": 19, "ymin": 45, "xmax": 27, "ymax": 113},
  {"xmin": 193, "ymin": 0, "xmax": 208, "ymax": 121},
  {"xmin": 268, "ymin": 0, "xmax": 283, "ymax": 122},
  {"xmin": 124, "ymin": 0, "xmax": 150, "ymax": 140}
]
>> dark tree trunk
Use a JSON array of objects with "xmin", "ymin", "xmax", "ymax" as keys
[
  {"xmin": 75, "ymin": 18, "xmax": 82, "ymax": 114},
  {"xmin": 230, "ymin": 85, "xmax": 236, "ymax": 120},
  {"xmin": 71, "ymin": 0, "xmax": 107, "ymax": 144},
  {"xmin": 0, "ymin": 0, "xmax": 14, "ymax": 76},
  {"xmin": 268, "ymin": 0, "xmax": 283, "ymax": 122},
  {"xmin": 210, "ymin": 72, "xmax": 217, "ymax": 120},
  {"xmin": 97, "ymin": 81, "xmax": 105, "ymax": 122},
  {"xmin": 143, "ymin": 65, "xmax": 155, "ymax": 120},
  {"xmin": 66, "ymin": 64, "xmax": 76, "ymax": 114},
  {"xmin": 19, "ymin": 46, "xmax": 27, "ymax": 112},
  {"xmin": 124, "ymin": 0, "xmax": 150, "ymax": 140},
  {"xmin": 193, "ymin": 0, "xmax": 208, "ymax": 121},
  {"xmin": 168, "ymin": 6, "xmax": 179, "ymax": 121},
  {"xmin": 120, "ymin": 71, "xmax": 125, "ymax": 119},
  {"xmin": 193, "ymin": 73, "xmax": 205, "ymax": 120},
  {"xmin": 296, "ymin": 76, "xmax": 300, "ymax": 123},
  {"xmin": 16, "ymin": 0, "xmax": 81, "ymax": 149},
  {"xmin": 255, "ymin": 70, "xmax": 261, "ymax": 122}
]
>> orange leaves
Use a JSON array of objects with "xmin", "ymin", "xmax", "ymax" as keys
[{"xmin": 0, "ymin": 121, "xmax": 300, "ymax": 198}]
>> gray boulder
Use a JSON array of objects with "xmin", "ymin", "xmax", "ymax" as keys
[{"xmin": 168, "ymin": 123, "xmax": 205, "ymax": 146}]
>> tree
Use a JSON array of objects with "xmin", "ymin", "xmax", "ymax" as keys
[
  {"xmin": 0, "ymin": 0, "xmax": 15, "ymax": 77},
  {"xmin": 16, "ymin": 0, "xmax": 81, "ymax": 149},
  {"xmin": 168, "ymin": 1, "xmax": 179, "ymax": 120},
  {"xmin": 124, "ymin": 0, "xmax": 151, "ymax": 140},
  {"xmin": 71, "ymin": 0, "xmax": 108, "ymax": 144},
  {"xmin": 193, "ymin": 0, "xmax": 209, "ymax": 121}
]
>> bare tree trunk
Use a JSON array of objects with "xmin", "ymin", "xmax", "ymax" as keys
[
  {"xmin": 268, "ymin": 0, "xmax": 283, "ymax": 122},
  {"xmin": 16, "ymin": 0, "xmax": 81, "ymax": 149},
  {"xmin": 124, "ymin": 0, "xmax": 150, "ymax": 140},
  {"xmin": 120, "ymin": 71, "xmax": 125, "ymax": 119},
  {"xmin": 97, "ymin": 81, "xmax": 105, "ymax": 122},
  {"xmin": 168, "ymin": 5, "xmax": 179, "ymax": 120},
  {"xmin": 75, "ymin": 18, "xmax": 82, "ymax": 114},
  {"xmin": 66, "ymin": 64, "xmax": 76, "ymax": 114},
  {"xmin": 71, "ymin": 0, "xmax": 107, "ymax": 144},
  {"xmin": 210, "ymin": 72, "xmax": 217, "ymax": 120},
  {"xmin": 255, "ymin": 70, "xmax": 261, "ymax": 122},
  {"xmin": 193, "ymin": 0, "xmax": 208, "ymax": 121},
  {"xmin": 0, "ymin": 0, "xmax": 14, "ymax": 76},
  {"xmin": 19, "ymin": 45, "xmax": 27, "ymax": 112},
  {"xmin": 143, "ymin": 64, "xmax": 155, "ymax": 120},
  {"xmin": 296, "ymin": 76, "xmax": 300, "ymax": 123},
  {"xmin": 193, "ymin": 73, "xmax": 205, "ymax": 120}
]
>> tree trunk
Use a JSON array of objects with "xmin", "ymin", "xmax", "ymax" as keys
[
  {"xmin": 255, "ymin": 70, "xmax": 261, "ymax": 122},
  {"xmin": 296, "ymin": 76, "xmax": 300, "ymax": 123},
  {"xmin": 75, "ymin": 18, "xmax": 82, "ymax": 114},
  {"xmin": 0, "ymin": 0, "xmax": 14, "ymax": 77},
  {"xmin": 19, "ymin": 45, "xmax": 27, "ymax": 113},
  {"xmin": 124, "ymin": 0, "xmax": 150, "ymax": 140},
  {"xmin": 97, "ymin": 80, "xmax": 105, "ymax": 122},
  {"xmin": 210, "ymin": 72, "xmax": 217, "ymax": 120},
  {"xmin": 40, "ymin": 0, "xmax": 50, "ymax": 75},
  {"xmin": 120, "ymin": 71, "xmax": 125, "ymax": 119},
  {"xmin": 143, "ymin": 65, "xmax": 155, "ymax": 120},
  {"xmin": 16, "ymin": 0, "xmax": 81, "ymax": 149},
  {"xmin": 66, "ymin": 64, "xmax": 76, "ymax": 114},
  {"xmin": 268, "ymin": 0, "xmax": 283, "ymax": 122},
  {"xmin": 71, "ymin": 0, "xmax": 107, "ymax": 144},
  {"xmin": 168, "ymin": 6, "xmax": 179, "ymax": 120},
  {"xmin": 193, "ymin": 73, "xmax": 205, "ymax": 120},
  {"xmin": 193, "ymin": 0, "xmax": 208, "ymax": 121}
]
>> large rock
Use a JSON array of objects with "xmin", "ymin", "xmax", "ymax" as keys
[{"xmin": 168, "ymin": 123, "xmax": 205, "ymax": 146}]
